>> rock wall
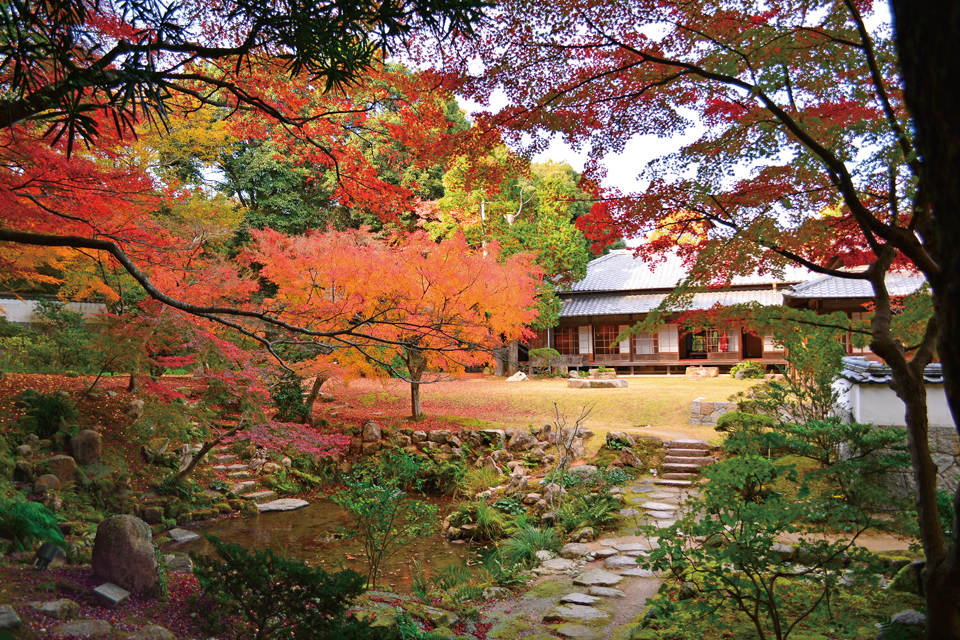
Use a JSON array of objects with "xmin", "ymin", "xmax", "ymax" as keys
[
  {"xmin": 879, "ymin": 425, "xmax": 960, "ymax": 499},
  {"xmin": 688, "ymin": 397, "xmax": 738, "ymax": 427}
]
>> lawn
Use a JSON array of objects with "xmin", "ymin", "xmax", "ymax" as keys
[{"xmin": 326, "ymin": 373, "xmax": 762, "ymax": 445}]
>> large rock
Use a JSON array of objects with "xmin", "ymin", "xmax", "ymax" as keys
[
  {"xmin": 128, "ymin": 625, "xmax": 177, "ymax": 640},
  {"xmin": 91, "ymin": 515, "xmax": 157, "ymax": 594},
  {"xmin": 68, "ymin": 430, "xmax": 102, "ymax": 465},
  {"xmin": 30, "ymin": 599, "xmax": 80, "ymax": 620},
  {"xmin": 508, "ymin": 429, "xmax": 538, "ymax": 451},
  {"xmin": 34, "ymin": 474, "xmax": 61, "ymax": 493},
  {"xmin": 0, "ymin": 604, "xmax": 21, "ymax": 630},
  {"xmin": 560, "ymin": 543, "xmax": 590, "ymax": 559},
  {"xmin": 619, "ymin": 449, "xmax": 643, "ymax": 468},
  {"xmin": 362, "ymin": 421, "xmax": 382, "ymax": 443},
  {"xmin": 573, "ymin": 570, "xmax": 623, "ymax": 587},
  {"xmin": 53, "ymin": 619, "xmax": 112, "ymax": 637},
  {"xmin": 506, "ymin": 371, "xmax": 529, "ymax": 382},
  {"xmin": 47, "ymin": 455, "xmax": 77, "ymax": 484}
]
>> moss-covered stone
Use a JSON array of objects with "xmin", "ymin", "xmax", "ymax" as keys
[{"xmin": 214, "ymin": 502, "xmax": 232, "ymax": 514}]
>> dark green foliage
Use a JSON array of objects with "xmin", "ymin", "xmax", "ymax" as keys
[
  {"xmin": 555, "ymin": 493, "xmax": 622, "ymax": 533},
  {"xmin": 498, "ymin": 525, "xmax": 561, "ymax": 567},
  {"xmin": 18, "ymin": 390, "xmax": 79, "ymax": 438},
  {"xmin": 332, "ymin": 468, "xmax": 437, "ymax": 588},
  {"xmin": 450, "ymin": 500, "xmax": 506, "ymax": 540},
  {"xmin": 270, "ymin": 373, "xmax": 310, "ymax": 423},
  {"xmin": 0, "ymin": 496, "xmax": 66, "ymax": 552},
  {"xmin": 492, "ymin": 496, "xmax": 526, "ymax": 516},
  {"xmin": 729, "ymin": 360, "xmax": 766, "ymax": 379},
  {"xmin": 937, "ymin": 489, "xmax": 955, "ymax": 538},
  {"xmin": 190, "ymin": 533, "xmax": 374, "ymax": 640}
]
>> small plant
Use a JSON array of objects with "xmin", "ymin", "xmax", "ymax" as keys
[
  {"xmin": 555, "ymin": 493, "xmax": 622, "ymax": 533},
  {"xmin": 730, "ymin": 360, "xmax": 766, "ymax": 378},
  {"xmin": 451, "ymin": 500, "xmax": 506, "ymax": 540},
  {"xmin": 270, "ymin": 372, "xmax": 311, "ymax": 423},
  {"xmin": 492, "ymin": 496, "xmax": 526, "ymax": 517},
  {"xmin": 18, "ymin": 391, "xmax": 79, "ymax": 439},
  {"xmin": 498, "ymin": 525, "xmax": 561, "ymax": 567},
  {"xmin": 596, "ymin": 365, "xmax": 613, "ymax": 373},
  {"xmin": 0, "ymin": 496, "xmax": 66, "ymax": 552},
  {"xmin": 190, "ymin": 533, "xmax": 375, "ymax": 640},
  {"xmin": 461, "ymin": 467, "xmax": 504, "ymax": 496}
]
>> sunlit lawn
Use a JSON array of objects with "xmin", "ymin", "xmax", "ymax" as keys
[{"xmin": 330, "ymin": 373, "xmax": 762, "ymax": 445}]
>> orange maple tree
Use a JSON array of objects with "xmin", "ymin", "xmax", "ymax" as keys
[{"xmin": 243, "ymin": 230, "xmax": 542, "ymax": 418}]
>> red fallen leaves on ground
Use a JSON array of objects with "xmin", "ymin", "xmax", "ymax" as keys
[{"xmin": 0, "ymin": 561, "xmax": 203, "ymax": 638}]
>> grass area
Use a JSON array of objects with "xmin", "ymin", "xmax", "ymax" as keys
[{"xmin": 330, "ymin": 374, "xmax": 761, "ymax": 445}]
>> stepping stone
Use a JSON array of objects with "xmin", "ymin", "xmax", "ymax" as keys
[
  {"xmin": 614, "ymin": 542, "xmax": 649, "ymax": 553},
  {"xmin": 589, "ymin": 586, "xmax": 626, "ymax": 598},
  {"xmin": 652, "ymin": 519, "xmax": 676, "ymax": 529},
  {"xmin": 605, "ymin": 555, "xmax": 638, "ymax": 570},
  {"xmin": 573, "ymin": 570, "xmax": 623, "ymax": 587},
  {"xmin": 555, "ymin": 624, "xmax": 597, "ymax": 639},
  {"xmin": 560, "ymin": 593, "xmax": 601, "ymax": 605},
  {"xmin": 646, "ymin": 491, "xmax": 676, "ymax": 500},
  {"xmin": 212, "ymin": 465, "xmax": 228, "ymax": 472},
  {"xmin": 667, "ymin": 448, "xmax": 713, "ymax": 458},
  {"xmin": 664, "ymin": 455, "xmax": 715, "ymax": 465},
  {"xmin": 667, "ymin": 439, "xmax": 711, "ymax": 450},
  {"xmin": 30, "ymin": 599, "xmax": 79, "ymax": 620},
  {"xmin": 654, "ymin": 479, "xmax": 693, "ymax": 487},
  {"xmin": 168, "ymin": 528, "xmax": 201, "ymax": 543},
  {"xmin": 227, "ymin": 464, "xmax": 249, "ymax": 471},
  {"xmin": 598, "ymin": 539, "xmax": 618, "ymax": 546},
  {"xmin": 560, "ymin": 543, "xmax": 591, "ymax": 559},
  {"xmin": 93, "ymin": 583, "xmax": 130, "ymax": 608},
  {"xmin": 0, "ymin": 604, "xmax": 21, "ymax": 630},
  {"xmin": 243, "ymin": 490, "xmax": 279, "ymax": 503},
  {"xmin": 543, "ymin": 604, "xmax": 610, "ymax": 623},
  {"xmin": 258, "ymin": 498, "xmax": 309, "ymax": 513},
  {"xmin": 229, "ymin": 481, "xmax": 256, "ymax": 495},
  {"xmin": 647, "ymin": 511, "xmax": 677, "ymax": 519},
  {"xmin": 631, "ymin": 484, "xmax": 655, "ymax": 493},
  {"xmin": 214, "ymin": 454, "xmax": 236, "ymax": 465},
  {"xmin": 620, "ymin": 567, "xmax": 656, "ymax": 578},
  {"xmin": 541, "ymin": 558, "xmax": 577, "ymax": 572},
  {"xmin": 594, "ymin": 548, "xmax": 618, "ymax": 559},
  {"xmin": 619, "ymin": 508, "xmax": 640, "ymax": 517},
  {"xmin": 640, "ymin": 502, "xmax": 678, "ymax": 511},
  {"xmin": 661, "ymin": 463, "xmax": 704, "ymax": 473},
  {"xmin": 53, "ymin": 619, "xmax": 112, "ymax": 637},
  {"xmin": 661, "ymin": 472, "xmax": 697, "ymax": 480}
]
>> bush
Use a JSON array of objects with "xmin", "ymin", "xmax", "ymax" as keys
[
  {"xmin": 715, "ymin": 411, "xmax": 778, "ymax": 455},
  {"xmin": 730, "ymin": 360, "xmax": 766, "ymax": 378},
  {"xmin": 270, "ymin": 372, "xmax": 311, "ymax": 423},
  {"xmin": 450, "ymin": 500, "xmax": 506, "ymax": 540},
  {"xmin": 190, "ymin": 533, "xmax": 375, "ymax": 640},
  {"xmin": 498, "ymin": 525, "xmax": 561, "ymax": 567},
  {"xmin": 0, "ymin": 496, "xmax": 66, "ymax": 552},
  {"xmin": 555, "ymin": 493, "xmax": 622, "ymax": 534},
  {"xmin": 18, "ymin": 390, "xmax": 80, "ymax": 439}
]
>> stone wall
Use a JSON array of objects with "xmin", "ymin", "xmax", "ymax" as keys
[
  {"xmin": 688, "ymin": 397, "xmax": 738, "ymax": 427},
  {"xmin": 878, "ymin": 425, "xmax": 960, "ymax": 499}
]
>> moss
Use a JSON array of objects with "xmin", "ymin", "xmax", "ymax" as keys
[{"xmin": 487, "ymin": 613, "xmax": 535, "ymax": 640}]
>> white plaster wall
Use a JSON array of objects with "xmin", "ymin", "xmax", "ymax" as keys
[
  {"xmin": 0, "ymin": 298, "xmax": 106, "ymax": 323},
  {"xmin": 834, "ymin": 378, "xmax": 956, "ymax": 428}
]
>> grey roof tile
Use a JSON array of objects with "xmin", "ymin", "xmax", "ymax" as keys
[
  {"xmin": 560, "ymin": 289, "xmax": 784, "ymax": 318},
  {"xmin": 784, "ymin": 271, "xmax": 925, "ymax": 299},
  {"xmin": 571, "ymin": 250, "xmax": 812, "ymax": 292},
  {"xmin": 839, "ymin": 356, "xmax": 943, "ymax": 385}
]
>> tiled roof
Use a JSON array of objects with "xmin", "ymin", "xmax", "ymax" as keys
[
  {"xmin": 560, "ymin": 289, "xmax": 784, "ymax": 318},
  {"xmin": 570, "ymin": 250, "xmax": 812, "ymax": 293},
  {"xmin": 784, "ymin": 271, "xmax": 926, "ymax": 299},
  {"xmin": 839, "ymin": 356, "xmax": 944, "ymax": 385}
]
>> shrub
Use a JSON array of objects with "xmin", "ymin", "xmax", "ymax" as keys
[
  {"xmin": 555, "ymin": 493, "xmax": 622, "ymax": 534},
  {"xmin": 730, "ymin": 360, "xmax": 766, "ymax": 378},
  {"xmin": 498, "ymin": 525, "xmax": 561, "ymax": 567},
  {"xmin": 715, "ymin": 411, "xmax": 778, "ymax": 455},
  {"xmin": 190, "ymin": 533, "xmax": 375, "ymax": 640},
  {"xmin": 332, "ymin": 474, "xmax": 437, "ymax": 588},
  {"xmin": 451, "ymin": 500, "xmax": 506, "ymax": 540},
  {"xmin": 0, "ymin": 496, "xmax": 66, "ymax": 552},
  {"xmin": 270, "ymin": 372, "xmax": 310, "ymax": 423},
  {"xmin": 18, "ymin": 391, "xmax": 80, "ymax": 439},
  {"xmin": 460, "ymin": 467, "xmax": 503, "ymax": 496}
]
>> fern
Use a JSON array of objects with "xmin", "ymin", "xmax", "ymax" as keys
[{"xmin": 0, "ymin": 498, "xmax": 66, "ymax": 552}]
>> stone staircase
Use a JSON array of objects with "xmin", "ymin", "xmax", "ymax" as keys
[
  {"xmin": 654, "ymin": 439, "xmax": 716, "ymax": 487},
  {"xmin": 208, "ymin": 448, "xmax": 279, "ymax": 505}
]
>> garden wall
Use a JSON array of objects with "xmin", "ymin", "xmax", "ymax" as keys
[{"xmin": 688, "ymin": 397, "xmax": 737, "ymax": 427}]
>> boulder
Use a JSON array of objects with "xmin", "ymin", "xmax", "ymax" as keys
[
  {"xmin": 619, "ymin": 449, "xmax": 643, "ymax": 468},
  {"xmin": 427, "ymin": 430, "xmax": 450, "ymax": 444},
  {"xmin": 362, "ymin": 421, "xmax": 382, "ymax": 443},
  {"xmin": 504, "ymin": 474, "xmax": 528, "ymax": 496},
  {"xmin": 491, "ymin": 449, "xmax": 513, "ymax": 465},
  {"xmin": 68, "ymin": 430, "xmax": 102, "ymax": 465},
  {"xmin": 889, "ymin": 560, "xmax": 925, "ymax": 596},
  {"xmin": 482, "ymin": 456, "xmax": 504, "ymax": 475},
  {"xmin": 506, "ymin": 371, "xmax": 529, "ymax": 382},
  {"xmin": 127, "ymin": 399, "xmax": 145, "ymax": 419},
  {"xmin": 34, "ymin": 474, "xmax": 61, "ymax": 493},
  {"xmin": 16, "ymin": 444, "xmax": 32, "ymax": 457},
  {"xmin": 128, "ymin": 626, "xmax": 177, "ymax": 640},
  {"xmin": 53, "ymin": 619, "xmax": 112, "ymax": 637},
  {"xmin": 161, "ymin": 554, "xmax": 194, "ymax": 574},
  {"xmin": 606, "ymin": 432, "xmax": 636, "ymax": 447},
  {"xmin": 507, "ymin": 429, "xmax": 537, "ymax": 451},
  {"xmin": 47, "ymin": 455, "xmax": 77, "ymax": 484},
  {"xmin": 570, "ymin": 527, "xmax": 595, "ymax": 542},
  {"xmin": 0, "ymin": 604, "xmax": 21, "ymax": 630},
  {"xmin": 560, "ymin": 543, "xmax": 591, "ymax": 559},
  {"xmin": 91, "ymin": 515, "xmax": 157, "ymax": 594}
]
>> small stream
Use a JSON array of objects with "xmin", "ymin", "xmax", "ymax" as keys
[{"xmin": 162, "ymin": 497, "xmax": 491, "ymax": 590}]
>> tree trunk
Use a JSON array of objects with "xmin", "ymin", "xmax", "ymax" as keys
[
  {"xmin": 127, "ymin": 372, "xmax": 138, "ymax": 393},
  {"xmin": 892, "ymin": 3, "xmax": 960, "ymax": 636},
  {"xmin": 410, "ymin": 378, "xmax": 422, "ymax": 421},
  {"xmin": 493, "ymin": 346, "xmax": 508, "ymax": 377},
  {"xmin": 405, "ymin": 347, "xmax": 427, "ymax": 420},
  {"xmin": 304, "ymin": 375, "xmax": 328, "ymax": 425},
  {"xmin": 506, "ymin": 340, "xmax": 519, "ymax": 376}
]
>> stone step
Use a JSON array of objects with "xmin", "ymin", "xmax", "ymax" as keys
[
  {"xmin": 227, "ymin": 471, "xmax": 252, "ymax": 480},
  {"xmin": 654, "ymin": 478, "xmax": 693, "ymax": 487},
  {"xmin": 226, "ymin": 464, "xmax": 249, "ymax": 472},
  {"xmin": 664, "ymin": 455, "xmax": 715, "ymax": 466},
  {"xmin": 243, "ymin": 490, "xmax": 279, "ymax": 504},
  {"xmin": 662, "ymin": 462, "xmax": 704, "ymax": 472},
  {"xmin": 661, "ymin": 472, "xmax": 697, "ymax": 480},
  {"xmin": 229, "ymin": 481, "xmax": 257, "ymax": 495},
  {"xmin": 213, "ymin": 454, "xmax": 237, "ymax": 465},
  {"xmin": 665, "ymin": 448, "xmax": 714, "ymax": 458},
  {"xmin": 666, "ymin": 439, "xmax": 712, "ymax": 450}
]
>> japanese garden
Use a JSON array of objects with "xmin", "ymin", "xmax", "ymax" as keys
[{"xmin": 0, "ymin": 1, "xmax": 958, "ymax": 639}]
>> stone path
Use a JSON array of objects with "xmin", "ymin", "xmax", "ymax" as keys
[{"xmin": 486, "ymin": 475, "xmax": 698, "ymax": 640}]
